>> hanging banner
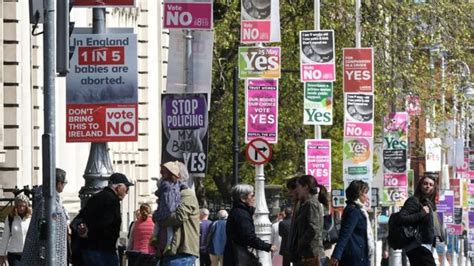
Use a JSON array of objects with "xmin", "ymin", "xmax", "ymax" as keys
[
  {"xmin": 343, "ymin": 48, "xmax": 374, "ymax": 93},
  {"xmin": 163, "ymin": 0, "xmax": 213, "ymax": 30},
  {"xmin": 305, "ymin": 139, "xmax": 331, "ymax": 190},
  {"xmin": 382, "ymin": 187, "xmax": 408, "ymax": 206},
  {"xmin": 406, "ymin": 95, "xmax": 422, "ymax": 116},
  {"xmin": 455, "ymin": 148, "xmax": 469, "ymax": 179},
  {"xmin": 343, "ymin": 137, "xmax": 373, "ymax": 182},
  {"xmin": 437, "ymin": 190, "xmax": 454, "ymax": 224},
  {"xmin": 239, "ymin": 47, "xmax": 281, "ymax": 79},
  {"xmin": 303, "ymin": 82, "xmax": 333, "ymax": 125},
  {"xmin": 74, "ymin": 0, "xmax": 135, "ymax": 7},
  {"xmin": 344, "ymin": 93, "xmax": 374, "ymax": 138},
  {"xmin": 161, "ymin": 93, "xmax": 209, "ymax": 176},
  {"xmin": 240, "ymin": 0, "xmax": 280, "ymax": 43},
  {"xmin": 245, "ymin": 79, "xmax": 278, "ymax": 143},
  {"xmin": 299, "ymin": 30, "xmax": 335, "ymax": 82},
  {"xmin": 450, "ymin": 179, "xmax": 461, "ymax": 207},
  {"xmin": 425, "ymin": 138, "xmax": 442, "ymax": 172},
  {"xmin": 66, "ymin": 31, "xmax": 138, "ymax": 142}
]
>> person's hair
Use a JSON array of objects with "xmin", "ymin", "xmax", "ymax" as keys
[
  {"xmin": 317, "ymin": 184, "xmax": 330, "ymax": 209},
  {"xmin": 345, "ymin": 180, "xmax": 369, "ymax": 202},
  {"xmin": 296, "ymin": 175, "xmax": 318, "ymax": 195},
  {"xmin": 286, "ymin": 176, "xmax": 298, "ymax": 190},
  {"xmin": 139, "ymin": 203, "xmax": 152, "ymax": 220},
  {"xmin": 56, "ymin": 168, "xmax": 67, "ymax": 183},
  {"xmin": 217, "ymin": 210, "xmax": 228, "ymax": 220},
  {"xmin": 414, "ymin": 176, "xmax": 438, "ymax": 204},
  {"xmin": 10, "ymin": 194, "xmax": 32, "ymax": 219},
  {"xmin": 232, "ymin": 184, "xmax": 254, "ymax": 202},
  {"xmin": 177, "ymin": 162, "xmax": 189, "ymax": 182},
  {"xmin": 200, "ymin": 208, "xmax": 210, "ymax": 217},
  {"xmin": 283, "ymin": 207, "xmax": 293, "ymax": 218}
]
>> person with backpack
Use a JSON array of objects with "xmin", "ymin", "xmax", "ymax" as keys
[
  {"xmin": 207, "ymin": 210, "xmax": 228, "ymax": 266},
  {"xmin": 0, "ymin": 194, "xmax": 32, "ymax": 266},
  {"xmin": 330, "ymin": 180, "xmax": 373, "ymax": 266},
  {"xmin": 396, "ymin": 175, "xmax": 444, "ymax": 266}
]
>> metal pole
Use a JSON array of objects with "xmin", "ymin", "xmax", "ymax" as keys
[
  {"xmin": 254, "ymin": 164, "xmax": 272, "ymax": 265},
  {"xmin": 314, "ymin": 0, "xmax": 321, "ymax": 139},
  {"xmin": 80, "ymin": 8, "xmax": 114, "ymax": 207},
  {"xmin": 42, "ymin": 0, "xmax": 57, "ymax": 264},
  {"xmin": 355, "ymin": 0, "xmax": 361, "ymax": 48},
  {"xmin": 185, "ymin": 30, "xmax": 193, "ymax": 92},
  {"xmin": 233, "ymin": 67, "xmax": 239, "ymax": 186}
]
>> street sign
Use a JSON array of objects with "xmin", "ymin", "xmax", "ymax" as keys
[
  {"xmin": 163, "ymin": 1, "xmax": 213, "ymax": 30},
  {"xmin": 245, "ymin": 138, "xmax": 272, "ymax": 165},
  {"xmin": 331, "ymin": 189, "xmax": 345, "ymax": 208}
]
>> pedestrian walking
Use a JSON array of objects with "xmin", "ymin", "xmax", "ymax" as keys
[
  {"xmin": 21, "ymin": 168, "xmax": 69, "ymax": 266},
  {"xmin": 199, "ymin": 208, "xmax": 212, "ymax": 266},
  {"xmin": 207, "ymin": 210, "xmax": 228, "ymax": 266},
  {"xmin": 0, "ymin": 194, "xmax": 32, "ymax": 266},
  {"xmin": 270, "ymin": 211, "xmax": 284, "ymax": 266},
  {"xmin": 278, "ymin": 206, "xmax": 293, "ymax": 266},
  {"xmin": 280, "ymin": 177, "xmax": 299, "ymax": 266},
  {"xmin": 330, "ymin": 180, "xmax": 373, "ymax": 266},
  {"xmin": 398, "ymin": 175, "xmax": 444, "ymax": 266},
  {"xmin": 127, "ymin": 203, "xmax": 155, "ymax": 265},
  {"xmin": 76, "ymin": 172, "xmax": 134, "ymax": 265},
  {"xmin": 294, "ymin": 175, "xmax": 325, "ymax": 266},
  {"xmin": 223, "ymin": 184, "xmax": 277, "ymax": 266},
  {"xmin": 159, "ymin": 185, "xmax": 200, "ymax": 265}
]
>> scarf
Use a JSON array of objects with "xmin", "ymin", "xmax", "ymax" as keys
[{"xmin": 354, "ymin": 199, "xmax": 374, "ymax": 258}]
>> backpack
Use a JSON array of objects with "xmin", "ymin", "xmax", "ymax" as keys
[
  {"xmin": 322, "ymin": 214, "xmax": 340, "ymax": 248},
  {"xmin": 387, "ymin": 212, "xmax": 419, "ymax": 250}
]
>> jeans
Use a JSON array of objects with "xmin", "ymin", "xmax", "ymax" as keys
[
  {"xmin": 82, "ymin": 249, "xmax": 119, "ymax": 266},
  {"xmin": 160, "ymin": 254, "xmax": 197, "ymax": 266}
]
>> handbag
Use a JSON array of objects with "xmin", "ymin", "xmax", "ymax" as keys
[
  {"xmin": 232, "ymin": 241, "xmax": 261, "ymax": 266},
  {"xmin": 322, "ymin": 214, "xmax": 339, "ymax": 246}
]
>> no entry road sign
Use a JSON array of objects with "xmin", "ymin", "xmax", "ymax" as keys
[{"xmin": 245, "ymin": 138, "xmax": 272, "ymax": 165}]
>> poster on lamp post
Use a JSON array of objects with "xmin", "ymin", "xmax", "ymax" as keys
[
  {"xmin": 66, "ymin": 31, "xmax": 138, "ymax": 142},
  {"xmin": 343, "ymin": 48, "xmax": 374, "ymax": 93},
  {"xmin": 161, "ymin": 93, "xmax": 209, "ymax": 176},
  {"xmin": 300, "ymin": 30, "xmax": 335, "ymax": 82},
  {"xmin": 406, "ymin": 95, "xmax": 422, "ymax": 116},
  {"xmin": 437, "ymin": 190, "xmax": 454, "ymax": 224},
  {"xmin": 163, "ymin": 0, "xmax": 213, "ymax": 30},
  {"xmin": 342, "ymin": 137, "xmax": 373, "ymax": 182},
  {"xmin": 239, "ymin": 47, "xmax": 281, "ymax": 79},
  {"xmin": 344, "ymin": 93, "xmax": 374, "ymax": 138},
  {"xmin": 74, "ymin": 0, "xmax": 135, "ymax": 7},
  {"xmin": 425, "ymin": 138, "xmax": 442, "ymax": 172},
  {"xmin": 245, "ymin": 79, "xmax": 278, "ymax": 143},
  {"xmin": 303, "ymin": 82, "xmax": 333, "ymax": 125},
  {"xmin": 240, "ymin": 0, "xmax": 281, "ymax": 43},
  {"xmin": 305, "ymin": 139, "xmax": 331, "ymax": 190}
]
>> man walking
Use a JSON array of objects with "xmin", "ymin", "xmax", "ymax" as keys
[
  {"xmin": 199, "ymin": 208, "xmax": 212, "ymax": 266},
  {"xmin": 77, "ymin": 173, "xmax": 134, "ymax": 265},
  {"xmin": 398, "ymin": 175, "xmax": 444, "ymax": 266}
]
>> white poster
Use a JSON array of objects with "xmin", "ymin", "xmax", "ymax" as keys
[{"xmin": 425, "ymin": 138, "xmax": 442, "ymax": 172}]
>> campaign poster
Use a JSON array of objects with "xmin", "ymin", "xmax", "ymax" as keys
[
  {"xmin": 382, "ymin": 187, "xmax": 408, "ymax": 206},
  {"xmin": 163, "ymin": 0, "xmax": 213, "ymax": 30},
  {"xmin": 383, "ymin": 112, "xmax": 408, "ymax": 173},
  {"xmin": 166, "ymin": 31, "xmax": 213, "ymax": 94},
  {"xmin": 343, "ymin": 137, "xmax": 373, "ymax": 182},
  {"xmin": 344, "ymin": 93, "xmax": 374, "ymax": 123},
  {"xmin": 300, "ymin": 30, "xmax": 335, "ymax": 82},
  {"xmin": 241, "ymin": 0, "xmax": 280, "ymax": 43},
  {"xmin": 406, "ymin": 95, "xmax": 422, "ymax": 116},
  {"xmin": 450, "ymin": 179, "xmax": 461, "ymax": 206},
  {"xmin": 74, "ymin": 0, "xmax": 135, "ymax": 7},
  {"xmin": 66, "ymin": 31, "xmax": 138, "ymax": 142},
  {"xmin": 425, "ymin": 138, "xmax": 442, "ymax": 172},
  {"xmin": 303, "ymin": 82, "xmax": 333, "ymax": 125},
  {"xmin": 437, "ymin": 190, "xmax": 454, "ymax": 224},
  {"xmin": 239, "ymin": 47, "xmax": 281, "ymax": 79},
  {"xmin": 245, "ymin": 79, "xmax": 278, "ymax": 143},
  {"xmin": 343, "ymin": 48, "xmax": 374, "ymax": 93},
  {"xmin": 469, "ymin": 211, "xmax": 474, "ymax": 228},
  {"xmin": 161, "ymin": 93, "xmax": 209, "ymax": 176},
  {"xmin": 305, "ymin": 139, "xmax": 331, "ymax": 190}
]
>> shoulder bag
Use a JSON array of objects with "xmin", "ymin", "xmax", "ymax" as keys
[{"xmin": 232, "ymin": 241, "xmax": 261, "ymax": 266}]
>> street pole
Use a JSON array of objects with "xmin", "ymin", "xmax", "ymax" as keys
[
  {"xmin": 42, "ymin": 0, "xmax": 57, "ymax": 264},
  {"xmin": 233, "ymin": 67, "xmax": 239, "ymax": 186},
  {"xmin": 79, "ymin": 8, "xmax": 114, "ymax": 207},
  {"xmin": 313, "ymin": 0, "xmax": 321, "ymax": 139},
  {"xmin": 254, "ymin": 164, "xmax": 272, "ymax": 265}
]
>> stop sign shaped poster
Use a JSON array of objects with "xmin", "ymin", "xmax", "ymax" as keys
[{"xmin": 343, "ymin": 48, "xmax": 373, "ymax": 93}]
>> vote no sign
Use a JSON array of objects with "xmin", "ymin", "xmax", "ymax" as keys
[
  {"xmin": 163, "ymin": 0, "xmax": 213, "ymax": 30},
  {"xmin": 66, "ymin": 30, "xmax": 138, "ymax": 142}
]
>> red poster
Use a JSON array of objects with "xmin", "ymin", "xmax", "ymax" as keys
[
  {"xmin": 343, "ymin": 48, "xmax": 374, "ymax": 93},
  {"xmin": 450, "ymin": 179, "xmax": 461, "ymax": 206},
  {"xmin": 74, "ymin": 0, "xmax": 135, "ymax": 7}
]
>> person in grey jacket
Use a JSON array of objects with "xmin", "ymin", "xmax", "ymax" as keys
[{"xmin": 294, "ymin": 175, "xmax": 325, "ymax": 266}]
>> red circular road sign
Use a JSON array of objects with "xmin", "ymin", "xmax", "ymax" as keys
[{"xmin": 245, "ymin": 138, "xmax": 272, "ymax": 165}]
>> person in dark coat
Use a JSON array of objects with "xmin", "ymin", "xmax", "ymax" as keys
[
  {"xmin": 223, "ymin": 184, "xmax": 277, "ymax": 266},
  {"xmin": 278, "ymin": 206, "xmax": 293, "ymax": 266},
  {"xmin": 76, "ymin": 173, "xmax": 134, "ymax": 265},
  {"xmin": 330, "ymin": 180, "xmax": 372, "ymax": 266},
  {"xmin": 279, "ymin": 177, "xmax": 300, "ymax": 266},
  {"xmin": 398, "ymin": 175, "xmax": 443, "ymax": 266}
]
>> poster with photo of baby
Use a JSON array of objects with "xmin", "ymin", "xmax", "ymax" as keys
[
  {"xmin": 241, "ymin": 0, "xmax": 281, "ymax": 43},
  {"xmin": 343, "ymin": 93, "xmax": 374, "ymax": 138},
  {"xmin": 299, "ymin": 30, "xmax": 335, "ymax": 82}
]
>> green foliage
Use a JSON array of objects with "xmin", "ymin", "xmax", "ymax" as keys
[{"xmin": 206, "ymin": 1, "xmax": 473, "ymax": 198}]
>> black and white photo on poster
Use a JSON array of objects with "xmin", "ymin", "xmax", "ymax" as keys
[
  {"xmin": 383, "ymin": 149, "xmax": 407, "ymax": 173},
  {"xmin": 300, "ymin": 30, "xmax": 334, "ymax": 64},
  {"xmin": 345, "ymin": 93, "xmax": 374, "ymax": 122},
  {"xmin": 241, "ymin": 0, "xmax": 271, "ymax": 20},
  {"xmin": 161, "ymin": 93, "xmax": 209, "ymax": 176}
]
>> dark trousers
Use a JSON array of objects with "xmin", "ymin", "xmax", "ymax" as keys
[
  {"xmin": 7, "ymin": 253, "xmax": 22, "ymax": 266},
  {"xmin": 200, "ymin": 251, "xmax": 211, "ymax": 266},
  {"xmin": 406, "ymin": 246, "xmax": 435, "ymax": 266}
]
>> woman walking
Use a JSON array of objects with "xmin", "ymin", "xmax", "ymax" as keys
[{"xmin": 330, "ymin": 180, "xmax": 373, "ymax": 266}]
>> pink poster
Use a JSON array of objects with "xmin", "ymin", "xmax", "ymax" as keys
[
  {"xmin": 344, "ymin": 122, "xmax": 373, "ymax": 138},
  {"xmin": 384, "ymin": 173, "xmax": 408, "ymax": 187},
  {"xmin": 163, "ymin": 2, "xmax": 213, "ymax": 30},
  {"xmin": 305, "ymin": 139, "xmax": 331, "ymax": 190},
  {"xmin": 300, "ymin": 30, "xmax": 336, "ymax": 82},
  {"xmin": 245, "ymin": 79, "xmax": 278, "ymax": 143}
]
